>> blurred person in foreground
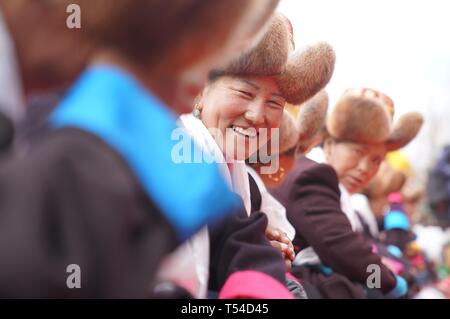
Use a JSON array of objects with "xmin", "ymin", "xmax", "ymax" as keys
[{"xmin": 0, "ymin": 0, "xmax": 94, "ymax": 154}]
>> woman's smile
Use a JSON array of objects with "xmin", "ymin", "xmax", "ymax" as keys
[{"xmin": 231, "ymin": 125, "xmax": 258, "ymax": 138}]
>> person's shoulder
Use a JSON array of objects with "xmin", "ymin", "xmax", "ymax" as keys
[
  {"xmin": 3, "ymin": 127, "xmax": 136, "ymax": 192},
  {"xmin": 273, "ymin": 156, "xmax": 339, "ymax": 198},
  {"xmin": 291, "ymin": 156, "xmax": 338, "ymax": 187}
]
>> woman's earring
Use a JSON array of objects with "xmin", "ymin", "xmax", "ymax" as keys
[{"xmin": 193, "ymin": 104, "xmax": 202, "ymax": 118}]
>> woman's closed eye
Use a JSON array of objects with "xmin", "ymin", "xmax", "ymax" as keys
[
  {"xmin": 352, "ymin": 147, "xmax": 364, "ymax": 156},
  {"xmin": 232, "ymin": 88, "xmax": 254, "ymax": 99},
  {"xmin": 267, "ymin": 99, "xmax": 284, "ymax": 109}
]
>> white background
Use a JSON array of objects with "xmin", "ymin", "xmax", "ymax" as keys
[{"xmin": 278, "ymin": 0, "xmax": 450, "ymax": 179}]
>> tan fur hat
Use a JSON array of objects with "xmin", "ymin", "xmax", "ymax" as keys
[
  {"xmin": 326, "ymin": 88, "xmax": 423, "ymax": 151},
  {"xmin": 296, "ymin": 89, "xmax": 329, "ymax": 152},
  {"xmin": 278, "ymin": 110, "xmax": 299, "ymax": 154},
  {"xmin": 210, "ymin": 13, "xmax": 336, "ymax": 105},
  {"xmin": 277, "ymin": 89, "xmax": 329, "ymax": 154},
  {"xmin": 276, "ymin": 43, "xmax": 335, "ymax": 105},
  {"xmin": 210, "ymin": 12, "xmax": 292, "ymax": 78}
]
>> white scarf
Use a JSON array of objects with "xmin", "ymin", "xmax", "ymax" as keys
[
  {"xmin": 294, "ymin": 148, "xmax": 363, "ymax": 266},
  {"xmin": 351, "ymin": 193, "xmax": 380, "ymax": 238},
  {"xmin": 339, "ymin": 184, "xmax": 364, "ymax": 233},
  {"xmin": 156, "ymin": 114, "xmax": 252, "ymax": 298},
  {"xmin": 0, "ymin": 9, "xmax": 24, "ymax": 122}
]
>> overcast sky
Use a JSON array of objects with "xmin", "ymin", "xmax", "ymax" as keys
[{"xmin": 278, "ymin": 0, "xmax": 450, "ymax": 176}]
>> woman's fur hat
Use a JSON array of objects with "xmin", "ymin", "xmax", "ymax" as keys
[
  {"xmin": 278, "ymin": 89, "xmax": 330, "ymax": 154},
  {"xmin": 210, "ymin": 13, "xmax": 336, "ymax": 105},
  {"xmin": 326, "ymin": 88, "xmax": 423, "ymax": 151}
]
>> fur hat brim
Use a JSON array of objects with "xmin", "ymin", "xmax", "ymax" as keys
[
  {"xmin": 296, "ymin": 89, "xmax": 329, "ymax": 152},
  {"xmin": 278, "ymin": 110, "xmax": 299, "ymax": 154},
  {"xmin": 276, "ymin": 42, "xmax": 335, "ymax": 105},
  {"xmin": 386, "ymin": 112, "xmax": 424, "ymax": 151},
  {"xmin": 277, "ymin": 89, "xmax": 329, "ymax": 155}
]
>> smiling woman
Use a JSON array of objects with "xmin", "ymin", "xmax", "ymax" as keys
[
  {"xmin": 166, "ymin": 13, "xmax": 335, "ymax": 299},
  {"xmin": 179, "ymin": 12, "xmax": 335, "ymax": 219},
  {"xmin": 191, "ymin": 14, "xmax": 335, "ymax": 162},
  {"xmin": 199, "ymin": 75, "xmax": 285, "ymax": 161}
]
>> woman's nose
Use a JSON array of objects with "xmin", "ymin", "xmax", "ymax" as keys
[
  {"xmin": 357, "ymin": 158, "xmax": 370, "ymax": 175},
  {"xmin": 244, "ymin": 101, "xmax": 265, "ymax": 125}
]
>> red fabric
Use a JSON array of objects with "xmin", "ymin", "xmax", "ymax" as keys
[{"xmin": 219, "ymin": 271, "xmax": 294, "ymax": 299}]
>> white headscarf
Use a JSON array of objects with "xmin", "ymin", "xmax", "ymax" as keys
[{"xmin": 0, "ymin": 9, "xmax": 24, "ymax": 122}]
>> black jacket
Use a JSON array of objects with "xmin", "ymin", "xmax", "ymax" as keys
[{"xmin": 0, "ymin": 127, "xmax": 178, "ymax": 298}]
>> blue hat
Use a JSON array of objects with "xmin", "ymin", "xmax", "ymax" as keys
[{"xmin": 384, "ymin": 211, "xmax": 410, "ymax": 231}]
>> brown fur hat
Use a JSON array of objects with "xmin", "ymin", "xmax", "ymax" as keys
[
  {"xmin": 277, "ymin": 89, "xmax": 329, "ymax": 154},
  {"xmin": 326, "ymin": 88, "xmax": 423, "ymax": 151},
  {"xmin": 278, "ymin": 110, "xmax": 299, "ymax": 154},
  {"xmin": 296, "ymin": 89, "xmax": 329, "ymax": 152},
  {"xmin": 211, "ymin": 12, "xmax": 291, "ymax": 77},
  {"xmin": 385, "ymin": 112, "xmax": 424, "ymax": 151},
  {"xmin": 210, "ymin": 13, "xmax": 336, "ymax": 105},
  {"xmin": 276, "ymin": 43, "xmax": 335, "ymax": 105}
]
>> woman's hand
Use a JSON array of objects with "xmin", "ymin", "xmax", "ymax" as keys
[{"xmin": 266, "ymin": 226, "xmax": 295, "ymax": 272}]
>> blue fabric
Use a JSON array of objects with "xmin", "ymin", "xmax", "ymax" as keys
[
  {"xmin": 50, "ymin": 65, "xmax": 238, "ymax": 241},
  {"xmin": 387, "ymin": 245, "xmax": 403, "ymax": 258},
  {"xmin": 386, "ymin": 275, "xmax": 407, "ymax": 299},
  {"xmin": 384, "ymin": 211, "xmax": 410, "ymax": 231},
  {"xmin": 319, "ymin": 265, "xmax": 333, "ymax": 276},
  {"xmin": 305, "ymin": 264, "xmax": 333, "ymax": 276}
]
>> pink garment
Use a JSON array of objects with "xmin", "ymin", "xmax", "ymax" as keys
[{"xmin": 219, "ymin": 271, "xmax": 294, "ymax": 299}]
